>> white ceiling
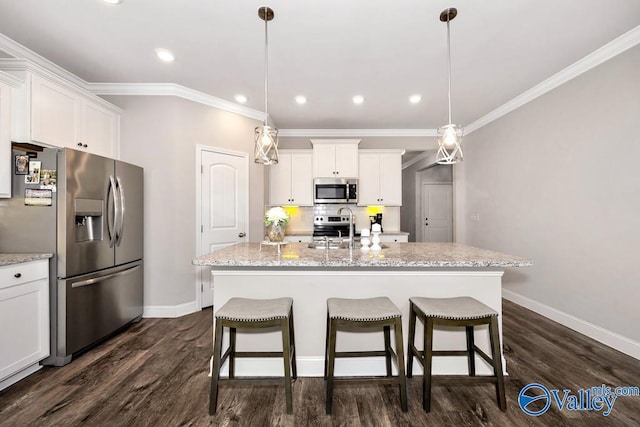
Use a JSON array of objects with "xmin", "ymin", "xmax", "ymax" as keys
[{"xmin": 0, "ymin": 0, "xmax": 638, "ymax": 130}]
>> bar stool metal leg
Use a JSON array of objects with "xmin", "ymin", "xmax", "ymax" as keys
[
  {"xmin": 229, "ymin": 327, "xmax": 236, "ymax": 379},
  {"xmin": 325, "ymin": 318, "xmax": 337, "ymax": 415},
  {"xmin": 281, "ymin": 317, "xmax": 293, "ymax": 414},
  {"xmin": 407, "ymin": 302, "xmax": 417, "ymax": 378},
  {"xmin": 394, "ymin": 317, "xmax": 409, "ymax": 411},
  {"xmin": 384, "ymin": 325, "xmax": 392, "ymax": 377},
  {"xmin": 489, "ymin": 317, "xmax": 507, "ymax": 410},
  {"xmin": 465, "ymin": 325, "xmax": 476, "ymax": 376},
  {"xmin": 423, "ymin": 317, "xmax": 434, "ymax": 412},
  {"xmin": 209, "ymin": 320, "xmax": 224, "ymax": 415},
  {"xmin": 289, "ymin": 306, "xmax": 298, "ymax": 380}
]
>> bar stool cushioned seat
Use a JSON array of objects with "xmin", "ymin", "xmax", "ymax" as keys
[
  {"xmin": 407, "ymin": 296, "xmax": 506, "ymax": 412},
  {"xmin": 324, "ymin": 297, "xmax": 408, "ymax": 414},
  {"xmin": 210, "ymin": 297, "xmax": 296, "ymax": 415}
]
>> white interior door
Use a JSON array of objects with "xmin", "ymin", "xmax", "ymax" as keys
[
  {"xmin": 199, "ymin": 149, "xmax": 248, "ymax": 308},
  {"xmin": 421, "ymin": 184, "xmax": 453, "ymax": 242}
]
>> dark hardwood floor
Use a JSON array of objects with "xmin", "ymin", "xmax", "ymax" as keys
[{"xmin": 1, "ymin": 300, "xmax": 639, "ymax": 426}]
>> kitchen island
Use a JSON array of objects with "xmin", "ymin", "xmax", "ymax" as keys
[{"xmin": 193, "ymin": 242, "xmax": 531, "ymax": 377}]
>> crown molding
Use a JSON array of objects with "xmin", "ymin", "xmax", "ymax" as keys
[
  {"xmin": 0, "ymin": 33, "xmax": 89, "ymax": 90},
  {"xmin": 279, "ymin": 129, "xmax": 438, "ymax": 138},
  {"xmin": 466, "ymin": 25, "xmax": 640, "ymax": 134},
  {"xmin": 87, "ymin": 82, "xmax": 266, "ymax": 122},
  {"xmin": 401, "ymin": 150, "xmax": 437, "ymax": 169},
  {"xmin": 0, "ymin": 69, "xmax": 22, "ymax": 88}
]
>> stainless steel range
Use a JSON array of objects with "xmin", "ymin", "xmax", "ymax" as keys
[{"xmin": 312, "ymin": 214, "xmax": 353, "ymax": 238}]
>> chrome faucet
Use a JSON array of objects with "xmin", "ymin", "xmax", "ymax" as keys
[{"xmin": 337, "ymin": 207, "xmax": 354, "ymax": 250}]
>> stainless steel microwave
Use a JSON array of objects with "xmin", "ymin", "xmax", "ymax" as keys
[{"xmin": 314, "ymin": 178, "xmax": 358, "ymax": 204}]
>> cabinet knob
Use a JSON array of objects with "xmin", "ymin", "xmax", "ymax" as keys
[
  {"xmin": 83, "ymin": 144, "xmax": 88, "ymax": 148},
  {"xmin": 14, "ymin": 273, "xmax": 22, "ymax": 278},
  {"xmin": 77, "ymin": 142, "xmax": 83, "ymax": 147},
  {"xmin": 238, "ymin": 232, "xmax": 246, "ymax": 238}
]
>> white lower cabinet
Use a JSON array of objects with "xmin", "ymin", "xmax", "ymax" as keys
[{"xmin": 0, "ymin": 259, "xmax": 50, "ymax": 391}]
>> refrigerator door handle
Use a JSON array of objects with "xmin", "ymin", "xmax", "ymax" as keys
[
  {"xmin": 71, "ymin": 264, "xmax": 141, "ymax": 288},
  {"xmin": 108, "ymin": 175, "xmax": 119, "ymax": 247},
  {"xmin": 116, "ymin": 176, "xmax": 126, "ymax": 246}
]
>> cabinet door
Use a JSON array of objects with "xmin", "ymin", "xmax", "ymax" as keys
[
  {"xmin": 334, "ymin": 143, "xmax": 359, "ymax": 177},
  {"xmin": 0, "ymin": 81, "xmax": 10, "ymax": 198},
  {"xmin": 269, "ymin": 152, "xmax": 292, "ymax": 205},
  {"xmin": 82, "ymin": 101, "xmax": 118, "ymax": 158},
  {"xmin": 312, "ymin": 144, "xmax": 336, "ymax": 177},
  {"xmin": 358, "ymin": 153, "xmax": 380, "ymax": 205},
  {"xmin": 31, "ymin": 74, "xmax": 80, "ymax": 148},
  {"xmin": 379, "ymin": 153, "xmax": 402, "ymax": 206},
  {"xmin": 289, "ymin": 152, "xmax": 313, "ymax": 206},
  {"xmin": 0, "ymin": 260, "xmax": 49, "ymax": 384}
]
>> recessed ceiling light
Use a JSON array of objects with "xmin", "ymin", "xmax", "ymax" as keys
[
  {"xmin": 235, "ymin": 94, "xmax": 248, "ymax": 104},
  {"xmin": 155, "ymin": 48, "xmax": 175, "ymax": 63},
  {"xmin": 295, "ymin": 95, "xmax": 307, "ymax": 105},
  {"xmin": 409, "ymin": 94, "xmax": 422, "ymax": 104},
  {"xmin": 352, "ymin": 95, "xmax": 364, "ymax": 105},
  {"xmin": 103, "ymin": 0, "xmax": 123, "ymax": 4}
]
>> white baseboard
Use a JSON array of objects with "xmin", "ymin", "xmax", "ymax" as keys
[
  {"xmin": 0, "ymin": 363, "xmax": 42, "ymax": 391},
  {"xmin": 143, "ymin": 300, "xmax": 199, "ymax": 318},
  {"xmin": 503, "ymin": 289, "xmax": 640, "ymax": 360},
  {"xmin": 211, "ymin": 356, "xmax": 496, "ymax": 377}
]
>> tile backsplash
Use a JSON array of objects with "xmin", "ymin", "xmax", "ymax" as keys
[{"xmin": 271, "ymin": 205, "xmax": 401, "ymax": 234}]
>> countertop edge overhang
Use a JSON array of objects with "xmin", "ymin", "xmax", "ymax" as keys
[
  {"xmin": 0, "ymin": 253, "xmax": 54, "ymax": 266},
  {"xmin": 192, "ymin": 243, "xmax": 533, "ymax": 269}
]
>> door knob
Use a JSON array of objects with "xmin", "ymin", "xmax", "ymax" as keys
[{"xmin": 238, "ymin": 232, "xmax": 246, "ymax": 238}]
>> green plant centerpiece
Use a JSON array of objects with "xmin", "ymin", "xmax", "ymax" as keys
[{"xmin": 264, "ymin": 206, "xmax": 290, "ymax": 242}]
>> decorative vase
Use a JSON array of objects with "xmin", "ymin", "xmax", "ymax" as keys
[{"xmin": 267, "ymin": 222, "xmax": 285, "ymax": 242}]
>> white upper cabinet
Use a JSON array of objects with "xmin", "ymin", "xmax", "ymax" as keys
[
  {"xmin": 0, "ymin": 60, "xmax": 121, "ymax": 158},
  {"xmin": 311, "ymin": 139, "xmax": 360, "ymax": 178},
  {"xmin": 269, "ymin": 150, "xmax": 313, "ymax": 206},
  {"xmin": 358, "ymin": 150, "xmax": 404, "ymax": 206},
  {"xmin": 81, "ymin": 100, "xmax": 119, "ymax": 158},
  {"xmin": 0, "ymin": 79, "xmax": 13, "ymax": 198},
  {"xmin": 31, "ymin": 73, "xmax": 81, "ymax": 148}
]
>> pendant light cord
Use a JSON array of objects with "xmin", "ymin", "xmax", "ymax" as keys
[
  {"xmin": 446, "ymin": 13, "xmax": 452, "ymax": 125},
  {"xmin": 264, "ymin": 7, "xmax": 269, "ymax": 124}
]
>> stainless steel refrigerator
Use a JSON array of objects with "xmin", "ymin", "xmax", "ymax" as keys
[{"xmin": 0, "ymin": 146, "xmax": 143, "ymax": 366}]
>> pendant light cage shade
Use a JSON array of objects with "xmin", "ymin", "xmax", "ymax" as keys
[
  {"xmin": 436, "ymin": 123, "xmax": 463, "ymax": 164},
  {"xmin": 254, "ymin": 125, "xmax": 279, "ymax": 165},
  {"xmin": 436, "ymin": 7, "xmax": 464, "ymax": 165},
  {"xmin": 254, "ymin": 6, "xmax": 279, "ymax": 165}
]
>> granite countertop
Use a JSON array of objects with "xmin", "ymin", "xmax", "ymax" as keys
[
  {"xmin": 0, "ymin": 253, "xmax": 53, "ymax": 267},
  {"xmin": 286, "ymin": 231, "xmax": 410, "ymax": 236},
  {"xmin": 192, "ymin": 242, "xmax": 532, "ymax": 269}
]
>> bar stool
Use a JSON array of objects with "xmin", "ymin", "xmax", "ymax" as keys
[
  {"xmin": 210, "ymin": 297, "xmax": 297, "ymax": 414},
  {"xmin": 406, "ymin": 296, "xmax": 506, "ymax": 412},
  {"xmin": 324, "ymin": 297, "xmax": 408, "ymax": 414}
]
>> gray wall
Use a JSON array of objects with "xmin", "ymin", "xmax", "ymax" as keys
[
  {"xmin": 104, "ymin": 96, "xmax": 263, "ymax": 307},
  {"xmin": 401, "ymin": 153, "xmax": 452, "ymax": 242},
  {"xmin": 456, "ymin": 45, "xmax": 640, "ymax": 342}
]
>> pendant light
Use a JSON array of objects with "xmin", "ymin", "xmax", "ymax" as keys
[
  {"xmin": 436, "ymin": 7, "xmax": 463, "ymax": 165},
  {"xmin": 254, "ymin": 6, "xmax": 279, "ymax": 165}
]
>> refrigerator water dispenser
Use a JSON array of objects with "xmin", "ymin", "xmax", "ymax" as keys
[{"xmin": 75, "ymin": 198, "xmax": 104, "ymax": 242}]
